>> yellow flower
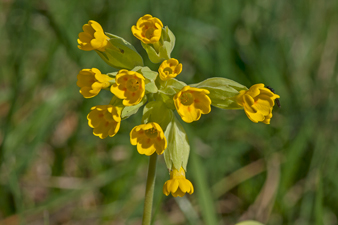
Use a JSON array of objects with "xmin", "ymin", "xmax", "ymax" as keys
[
  {"xmin": 87, "ymin": 105, "xmax": 122, "ymax": 139},
  {"xmin": 163, "ymin": 167, "xmax": 194, "ymax": 197},
  {"xmin": 158, "ymin": 58, "xmax": 182, "ymax": 81},
  {"xmin": 174, "ymin": 86, "xmax": 211, "ymax": 123},
  {"xmin": 77, "ymin": 20, "xmax": 108, "ymax": 51},
  {"xmin": 236, "ymin": 83, "xmax": 280, "ymax": 124},
  {"xmin": 76, "ymin": 68, "xmax": 112, "ymax": 98},
  {"xmin": 131, "ymin": 14, "xmax": 163, "ymax": 44},
  {"xmin": 130, "ymin": 122, "xmax": 167, "ymax": 156},
  {"xmin": 110, "ymin": 70, "xmax": 145, "ymax": 106}
]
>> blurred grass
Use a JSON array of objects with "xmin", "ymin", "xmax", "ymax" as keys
[{"xmin": 1, "ymin": 0, "xmax": 338, "ymax": 224}]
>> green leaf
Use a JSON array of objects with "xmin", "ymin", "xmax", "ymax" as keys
[
  {"xmin": 190, "ymin": 77, "xmax": 248, "ymax": 109},
  {"xmin": 121, "ymin": 96, "xmax": 147, "ymax": 120},
  {"xmin": 163, "ymin": 115, "xmax": 190, "ymax": 171},
  {"xmin": 235, "ymin": 221, "xmax": 264, "ymax": 225}
]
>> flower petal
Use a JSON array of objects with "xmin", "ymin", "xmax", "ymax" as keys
[
  {"xmin": 178, "ymin": 179, "xmax": 189, "ymax": 193},
  {"xmin": 253, "ymin": 97, "xmax": 273, "ymax": 116},
  {"xmin": 192, "ymin": 91, "xmax": 211, "ymax": 114},
  {"xmin": 163, "ymin": 181, "xmax": 170, "ymax": 196},
  {"xmin": 93, "ymin": 121, "xmax": 110, "ymax": 139},
  {"xmin": 108, "ymin": 121, "xmax": 120, "ymax": 137},
  {"xmin": 169, "ymin": 179, "xmax": 179, "ymax": 193},
  {"xmin": 186, "ymin": 179, "xmax": 194, "ymax": 194},
  {"xmin": 179, "ymin": 105, "xmax": 201, "ymax": 123}
]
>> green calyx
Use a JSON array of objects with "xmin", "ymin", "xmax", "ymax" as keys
[
  {"xmin": 156, "ymin": 78, "xmax": 187, "ymax": 109},
  {"xmin": 142, "ymin": 100, "xmax": 173, "ymax": 131},
  {"xmin": 190, "ymin": 77, "xmax": 248, "ymax": 109},
  {"xmin": 96, "ymin": 33, "xmax": 144, "ymax": 70},
  {"xmin": 163, "ymin": 115, "xmax": 190, "ymax": 171},
  {"xmin": 141, "ymin": 26, "xmax": 176, "ymax": 64}
]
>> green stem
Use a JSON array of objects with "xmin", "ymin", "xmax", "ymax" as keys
[{"xmin": 142, "ymin": 153, "xmax": 158, "ymax": 225}]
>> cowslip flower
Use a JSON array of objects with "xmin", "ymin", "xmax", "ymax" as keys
[
  {"xmin": 236, "ymin": 83, "xmax": 280, "ymax": 124},
  {"xmin": 163, "ymin": 167, "xmax": 194, "ymax": 197},
  {"xmin": 131, "ymin": 14, "xmax": 163, "ymax": 44},
  {"xmin": 110, "ymin": 70, "xmax": 145, "ymax": 106},
  {"xmin": 174, "ymin": 86, "xmax": 211, "ymax": 123},
  {"xmin": 77, "ymin": 68, "xmax": 112, "ymax": 98},
  {"xmin": 130, "ymin": 122, "xmax": 167, "ymax": 156},
  {"xmin": 87, "ymin": 105, "xmax": 122, "ymax": 139},
  {"xmin": 78, "ymin": 20, "xmax": 108, "ymax": 51},
  {"xmin": 158, "ymin": 58, "xmax": 182, "ymax": 81}
]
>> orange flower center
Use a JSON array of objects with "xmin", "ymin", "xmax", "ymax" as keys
[
  {"xmin": 144, "ymin": 27, "xmax": 155, "ymax": 39},
  {"xmin": 163, "ymin": 67, "xmax": 173, "ymax": 75},
  {"xmin": 126, "ymin": 78, "xmax": 140, "ymax": 92},
  {"xmin": 179, "ymin": 92, "xmax": 194, "ymax": 106},
  {"xmin": 145, "ymin": 127, "xmax": 158, "ymax": 138}
]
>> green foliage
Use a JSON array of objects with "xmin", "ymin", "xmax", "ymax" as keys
[{"xmin": 236, "ymin": 221, "xmax": 264, "ymax": 225}]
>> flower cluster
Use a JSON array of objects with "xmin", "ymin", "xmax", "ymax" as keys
[{"xmin": 76, "ymin": 15, "xmax": 280, "ymax": 198}]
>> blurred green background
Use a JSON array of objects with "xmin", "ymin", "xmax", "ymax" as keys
[{"xmin": 1, "ymin": 0, "xmax": 338, "ymax": 224}]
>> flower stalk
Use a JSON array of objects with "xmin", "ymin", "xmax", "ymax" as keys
[{"xmin": 142, "ymin": 153, "xmax": 158, "ymax": 225}]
